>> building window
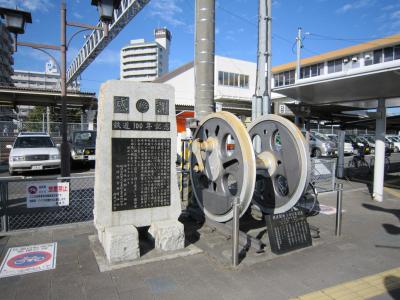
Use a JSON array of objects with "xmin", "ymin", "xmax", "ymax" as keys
[
  {"xmin": 317, "ymin": 63, "xmax": 324, "ymax": 76},
  {"xmin": 384, "ymin": 47, "xmax": 394, "ymax": 62},
  {"xmin": 395, "ymin": 45, "xmax": 400, "ymax": 60},
  {"xmin": 327, "ymin": 59, "xmax": 342, "ymax": 73},
  {"xmin": 373, "ymin": 49, "xmax": 383, "ymax": 64},
  {"xmin": 351, "ymin": 55, "xmax": 360, "ymax": 68},
  {"xmin": 364, "ymin": 52, "xmax": 373, "ymax": 66},
  {"xmin": 218, "ymin": 71, "xmax": 249, "ymax": 88}
]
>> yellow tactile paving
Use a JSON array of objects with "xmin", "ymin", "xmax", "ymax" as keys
[
  {"xmin": 292, "ymin": 267, "xmax": 400, "ymax": 300},
  {"xmin": 384, "ymin": 187, "xmax": 400, "ymax": 198}
]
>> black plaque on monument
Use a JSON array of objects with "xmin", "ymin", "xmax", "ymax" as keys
[
  {"xmin": 265, "ymin": 209, "xmax": 312, "ymax": 254},
  {"xmin": 111, "ymin": 138, "xmax": 171, "ymax": 211}
]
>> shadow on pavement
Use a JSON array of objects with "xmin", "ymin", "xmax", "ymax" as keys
[
  {"xmin": 362, "ymin": 203, "xmax": 400, "ymax": 236},
  {"xmin": 384, "ymin": 275, "xmax": 400, "ymax": 300}
]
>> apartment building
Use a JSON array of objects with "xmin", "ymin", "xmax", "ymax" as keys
[{"xmin": 120, "ymin": 28, "xmax": 171, "ymax": 82}]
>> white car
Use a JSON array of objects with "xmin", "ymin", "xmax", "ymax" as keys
[
  {"xmin": 7, "ymin": 132, "xmax": 61, "ymax": 175},
  {"xmin": 326, "ymin": 134, "xmax": 354, "ymax": 155}
]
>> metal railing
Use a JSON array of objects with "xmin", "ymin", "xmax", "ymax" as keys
[{"xmin": 0, "ymin": 174, "xmax": 94, "ymax": 232}]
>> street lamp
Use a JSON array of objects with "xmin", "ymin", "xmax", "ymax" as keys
[
  {"xmin": 91, "ymin": 0, "xmax": 121, "ymax": 22},
  {"xmin": 91, "ymin": 0, "xmax": 120, "ymax": 37},
  {"xmin": 0, "ymin": 1, "xmax": 121, "ymax": 177},
  {"xmin": 0, "ymin": 7, "xmax": 31, "ymax": 34}
]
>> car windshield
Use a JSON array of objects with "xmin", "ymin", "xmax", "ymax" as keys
[
  {"xmin": 347, "ymin": 136, "xmax": 356, "ymax": 143},
  {"xmin": 313, "ymin": 133, "xmax": 330, "ymax": 142},
  {"xmin": 73, "ymin": 132, "xmax": 96, "ymax": 147},
  {"xmin": 328, "ymin": 135, "xmax": 337, "ymax": 142},
  {"xmin": 365, "ymin": 136, "xmax": 375, "ymax": 142},
  {"xmin": 389, "ymin": 136, "xmax": 399, "ymax": 142},
  {"xmin": 345, "ymin": 137, "xmax": 352, "ymax": 143},
  {"xmin": 14, "ymin": 136, "xmax": 54, "ymax": 148}
]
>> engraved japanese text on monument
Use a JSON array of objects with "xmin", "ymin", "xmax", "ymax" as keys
[{"xmin": 112, "ymin": 138, "xmax": 171, "ymax": 211}]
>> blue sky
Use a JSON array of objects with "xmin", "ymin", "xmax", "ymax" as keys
[{"xmin": 1, "ymin": 0, "xmax": 400, "ymax": 94}]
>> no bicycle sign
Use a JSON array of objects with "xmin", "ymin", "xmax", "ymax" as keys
[{"xmin": 0, "ymin": 243, "xmax": 57, "ymax": 278}]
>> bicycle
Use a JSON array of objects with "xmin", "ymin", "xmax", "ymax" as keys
[
  {"xmin": 369, "ymin": 155, "xmax": 391, "ymax": 175},
  {"xmin": 348, "ymin": 148, "xmax": 369, "ymax": 169},
  {"xmin": 347, "ymin": 147, "xmax": 369, "ymax": 178}
]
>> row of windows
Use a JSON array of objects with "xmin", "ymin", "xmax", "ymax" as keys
[
  {"xmin": 274, "ymin": 44, "xmax": 400, "ymax": 87},
  {"xmin": 273, "ymin": 70, "xmax": 295, "ymax": 87},
  {"xmin": 122, "ymin": 58, "xmax": 157, "ymax": 65},
  {"xmin": 122, "ymin": 67, "xmax": 157, "ymax": 72},
  {"xmin": 122, "ymin": 45, "xmax": 160, "ymax": 52},
  {"xmin": 123, "ymin": 74, "xmax": 157, "ymax": 79},
  {"xmin": 218, "ymin": 71, "xmax": 249, "ymax": 88}
]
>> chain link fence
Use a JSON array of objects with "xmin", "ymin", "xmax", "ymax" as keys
[
  {"xmin": 0, "ymin": 175, "xmax": 94, "ymax": 231},
  {"xmin": 0, "ymin": 121, "xmax": 96, "ymax": 137},
  {"xmin": 310, "ymin": 158, "xmax": 337, "ymax": 193},
  {"xmin": 0, "ymin": 121, "xmax": 97, "ymax": 164}
]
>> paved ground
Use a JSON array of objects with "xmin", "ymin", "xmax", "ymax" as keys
[{"xmin": 0, "ymin": 179, "xmax": 398, "ymax": 299}]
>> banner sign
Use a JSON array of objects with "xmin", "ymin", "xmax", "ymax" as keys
[
  {"xmin": 0, "ymin": 243, "xmax": 57, "ymax": 278},
  {"xmin": 26, "ymin": 181, "xmax": 69, "ymax": 208}
]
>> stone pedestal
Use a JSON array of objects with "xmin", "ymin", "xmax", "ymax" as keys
[
  {"xmin": 148, "ymin": 220, "xmax": 185, "ymax": 251},
  {"xmin": 103, "ymin": 225, "xmax": 140, "ymax": 264}
]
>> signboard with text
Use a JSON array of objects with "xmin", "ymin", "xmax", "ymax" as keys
[{"xmin": 26, "ymin": 181, "xmax": 70, "ymax": 208}]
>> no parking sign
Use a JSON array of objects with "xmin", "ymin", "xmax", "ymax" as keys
[{"xmin": 0, "ymin": 243, "xmax": 57, "ymax": 278}]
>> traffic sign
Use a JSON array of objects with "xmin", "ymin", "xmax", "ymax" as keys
[{"xmin": 0, "ymin": 243, "xmax": 57, "ymax": 278}]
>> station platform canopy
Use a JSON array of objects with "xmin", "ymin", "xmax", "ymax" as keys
[
  {"xmin": 0, "ymin": 85, "xmax": 97, "ymax": 109},
  {"xmin": 273, "ymin": 62, "xmax": 400, "ymax": 109},
  {"xmin": 272, "ymin": 33, "xmax": 400, "ymax": 109}
]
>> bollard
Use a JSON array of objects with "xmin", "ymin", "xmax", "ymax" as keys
[
  {"xmin": 335, "ymin": 183, "xmax": 343, "ymax": 236},
  {"xmin": 232, "ymin": 197, "xmax": 240, "ymax": 267}
]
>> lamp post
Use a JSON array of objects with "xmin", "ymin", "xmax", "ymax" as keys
[{"xmin": 0, "ymin": 1, "xmax": 121, "ymax": 176}]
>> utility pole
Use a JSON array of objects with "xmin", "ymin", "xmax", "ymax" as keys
[
  {"xmin": 295, "ymin": 27, "xmax": 302, "ymax": 82},
  {"xmin": 194, "ymin": 0, "xmax": 215, "ymax": 120},
  {"xmin": 265, "ymin": 0, "xmax": 272, "ymax": 115},
  {"xmin": 60, "ymin": 1, "xmax": 70, "ymax": 177},
  {"xmin": 253, "ymin": 0, "xmax": 272, "ymax": 118}
]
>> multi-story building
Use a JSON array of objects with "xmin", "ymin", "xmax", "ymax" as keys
[
  {"xmin": 120, "ymin": 28, "xmax": 171, "ymax": 82},
  {"xmin": 0, "ymin": 22, "xmax": 14, "ymax": 86},
  {"xmin": 12, "ymin": 59, "xmax": 80, "ymax": 91}
]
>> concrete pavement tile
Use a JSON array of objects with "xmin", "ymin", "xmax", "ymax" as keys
[
  {"xmin": 111, "ymin": 268, "xmax": 148, "ymax": 292},
  {"xmin": 83, "ymin": 273, "xmax": 116, "ymax": 293},
  {"xmin": 86, "ymin": 286, "xmax": 119, "ymax": 300},
  {"xmin": 118, "ymin": 287, "xmax": 155, "ymax": 300},
  {"xmin": 16, "ymin": 287, "xmax": 50, "ymax": 300},
  {"xmin": 0, "ymin": 283, "xmax": 18, "ymax": 299}
]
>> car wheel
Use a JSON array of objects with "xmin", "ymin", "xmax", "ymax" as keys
[
  {"xmin": 395, "ymin": 147, "xmax": 399, "ymax": 153},
  {"xmin": 9, "ymin": 169, "xmax": 15, "ymax": 176},
  {"xmin": 313, "ymin": 149, "xmax": 322, "ymax": 158},
  {"xmin": 371, "ymin": 148, "xmax": 375, "ymax": 154}
]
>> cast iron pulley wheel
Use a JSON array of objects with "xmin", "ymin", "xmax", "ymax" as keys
[
  {"xmin": 190, "ymin": 112, "xmax": 256, "ymax": 223},
  {"xmin": 248, "ymin": 114, "xmax": 311, "ymax": 214}
]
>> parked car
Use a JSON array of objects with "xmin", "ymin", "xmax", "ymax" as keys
[
  {"xmin": 302, "ymin": 131, "xmax": 336, "ymax": 157},
  {"xmin": 386, "ymin": 135, "xmax": 400, "ymax": 152},
  {"xmin": 361, "ymin": 135, "xmax": 392, "ymax": 154},
  {"xmin": 69, "ymin": 130, "xmax": 96, "ymax": 166},
  {"xmin": 326, "ymin": 134, "xmax": 354, "ymax": 155},
  {"xmin": 347, "ymin": 135, "xmax": 370, "ymax": 155},
  {"xmin": 7, "ymin": 132, "xmax": 61, "ymax": 175}
]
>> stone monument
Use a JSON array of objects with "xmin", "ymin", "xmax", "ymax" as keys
[{"xmin": 94, "ymin": 80, "xmax": 184, "ymax": 264}]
